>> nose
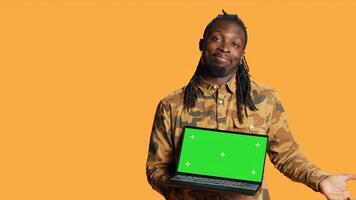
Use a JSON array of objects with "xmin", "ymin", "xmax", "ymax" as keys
[{"xmin": 217, "ymin": 42, "xmax": 230, "ymax": 53}]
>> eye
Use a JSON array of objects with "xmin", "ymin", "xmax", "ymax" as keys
[
  {"xmin": 232, "ymin": 42, "xmax": 240, "ymax": 48},
  {"xmin": 211, "ymin": 36, "xmax": 222, "ymax": 42}
]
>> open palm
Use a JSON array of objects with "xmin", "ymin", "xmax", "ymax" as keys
[{"xmin": 319, "ymin": 174, "xmax": 356, "ymax": 200}]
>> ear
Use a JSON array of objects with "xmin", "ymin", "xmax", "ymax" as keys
[{"xmin": 199, "ymin": 39, "xmax": 204, "ymax": 51}]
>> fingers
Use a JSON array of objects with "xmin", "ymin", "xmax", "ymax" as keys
[
  {"xmin": 346, "ymin": 174, "xmax": 356, "ymax": 181},
  {"xmin": 342, "ymin": 190, "xmax": 352, "ymax": 200}
]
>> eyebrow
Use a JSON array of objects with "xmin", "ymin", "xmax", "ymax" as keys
[{"xmin": 212, "ymin": 31, "xmax": 243, "ymax": 40}]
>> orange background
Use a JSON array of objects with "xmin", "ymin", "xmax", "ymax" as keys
[{"xmin": 1, "ymin": 0, "xmax": 356, "ymax": 199}]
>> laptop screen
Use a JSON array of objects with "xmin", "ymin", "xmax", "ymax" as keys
[{"xmin": 177, "ymin": 126, "xmax": 268, "ymax": 183}]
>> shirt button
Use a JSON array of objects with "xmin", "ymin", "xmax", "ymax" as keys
[
  {"xmin": 217, "ymin": 99, "xmax": 224, "ymax": 105},
  {"xmin": 213, "ymin": 85, "xmax": 218, "ymax": 89},
  {"xmin": 249, "ymin": 125, "xmax": 254, "ymax": 129}
]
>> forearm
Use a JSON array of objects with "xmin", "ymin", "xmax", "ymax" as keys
[
  {"xmin": 269, "ymin": 142, "xmax": 328, "ymax": 191},
  {"xmin": 146, "ymin": 164, "xmax": 173, "ymax": 196}
]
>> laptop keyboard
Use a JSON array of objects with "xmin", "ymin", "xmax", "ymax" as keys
[{"xmin": 172, "ymin": 174, "xmax": 259, "ymax": 191}]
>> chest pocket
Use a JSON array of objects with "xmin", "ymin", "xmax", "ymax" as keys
[{"xmin": 232, "ymin": 112, "xmax": 267, "ymax": 135}]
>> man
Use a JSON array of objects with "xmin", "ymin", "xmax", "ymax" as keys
[{"xmin": 146, "ymin": 10, "xmax": 356, "ymax": 200}]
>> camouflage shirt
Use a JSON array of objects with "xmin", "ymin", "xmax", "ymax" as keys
[{"xmin": 146, "ymin": 73, "xmax": 327, "ymax": 200}]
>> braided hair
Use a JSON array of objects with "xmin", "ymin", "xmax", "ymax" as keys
[{"xmin": 183, "ymin": 10, "xmax": 257, "ymax": 124}]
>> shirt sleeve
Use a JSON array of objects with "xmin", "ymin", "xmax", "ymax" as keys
[
  {"xmin": 266, "ymin": 90, "xmax": 328, "ymax": 192},
  {"xmin": 146, "ymin": 100, "xmax": 175, "ymax": 197}
]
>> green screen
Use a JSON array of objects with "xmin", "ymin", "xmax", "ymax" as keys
[{"xmin": 178, "ymin": 127, "xmax": 268, "ymax": 182}]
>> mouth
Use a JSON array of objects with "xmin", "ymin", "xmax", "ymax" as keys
[{"xmin": 212, "ymin": 54, "xmax": 230, "ymax": 64}]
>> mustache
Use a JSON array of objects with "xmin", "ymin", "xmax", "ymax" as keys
[{"xmin": 212, "ymin": 52, "xmax": 231, "ymax": 61}]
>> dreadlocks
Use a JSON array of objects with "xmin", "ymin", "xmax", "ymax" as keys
[{"xmin": 183, "ymin": 10, "xmax": 258, "ymax": 124}]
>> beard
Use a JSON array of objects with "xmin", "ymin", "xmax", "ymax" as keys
[
  {"xmin": 204, "ymin": 63, "xmax": 227, "ymax": 77},
  {"xmin": 200, "ymin": 52, "xmax": 237, "ymax": 78}
]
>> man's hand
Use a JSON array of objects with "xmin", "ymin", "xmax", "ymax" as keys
[{"xmin": 319, "ymin": 174, "xmax": 356, "ymax": 200}]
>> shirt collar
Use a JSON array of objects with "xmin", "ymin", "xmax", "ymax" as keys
[{"xmin": 196, "ymin": 73, "xmax": 237, "ymax": 94}]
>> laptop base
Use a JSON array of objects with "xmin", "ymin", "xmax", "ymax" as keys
[{"xmin": 170, "ymin": 174, "xmax": 260, "ymax": 195}]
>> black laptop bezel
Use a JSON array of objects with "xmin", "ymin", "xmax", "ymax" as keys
[{"xmin": 172, "ymin": 126, "xmax": 269, "ymax": 189}]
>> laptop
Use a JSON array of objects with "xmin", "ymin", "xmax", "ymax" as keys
[{"xmin": 170, "ymin": 126, "xmax": 269, "ymax": 195}]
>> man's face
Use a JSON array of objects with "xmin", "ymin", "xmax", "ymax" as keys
[{"xmin": 200, "ymin": 19, "xmax": 246, "ymax": 78}]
